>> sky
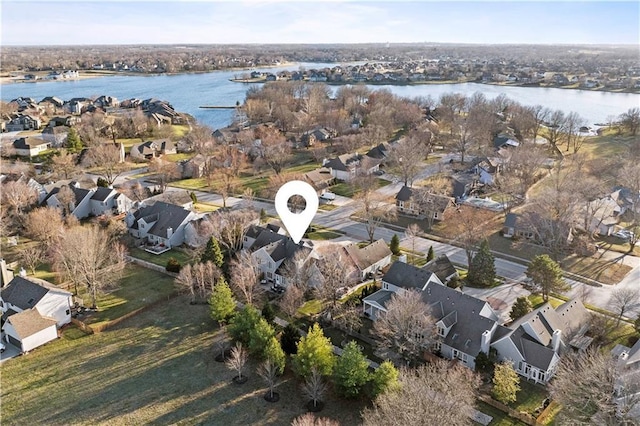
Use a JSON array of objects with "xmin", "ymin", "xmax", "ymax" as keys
[{"xmin": 1, "ymin": 1, "xmax": 638, "ymax": 46}]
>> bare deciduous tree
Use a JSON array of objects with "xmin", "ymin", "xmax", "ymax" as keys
[
  {"xmin": 1, "ymin": 180, "xmax": 37, "ymax": 220},
  {"xmin": 302, "ymin": 367, "xmax": 327, "ymax": 409},
  {"xmin": 175, "ymin": 261, "xmax": 221, "ymax": 303},
  {"xmin": 148, "ymin": 157, "xmax": 180, "ymax": 192},
  {"xmin": 362, "ymin": 361, "xmax": 480, "ymax": 426},
  {"xmin": 388, "ymin": 134, "xmax": 426, "ymax": 187},
  {"xmin": 50, "ymin": 150, "xmax": 79, "ymax": 180},
  {"xmin": 205, "ymin": 209, "xmax": 258, "ymax": 255},
  {"xmin": 256, "ymin": 126, "xmax": 291, "ymax": 175},
  {"xmin": 56, "ymin": 185, "xmax": 76, "ymax": 216},
  {"xmin": 278, "ymin": 282, "xmax": 305, "ymax": 318},
  {"xmin": 609, "ymin": 287, "xmax": 640, "ymax": 326},
  {"xmin": 230, "ymin": 251, "xmax": 262, "ymax": 306},
  {"xmin": 258, "ymin": 358, "xmax": 280, "ymax": 400},
  {"xmin": 550, "ymin": 350, "xmax": 640, "ymax": 424},
  {"xmin": 316, "ymin": 252, "xmax": 355, "ymax": 320},
  {"xmin": 373, "ymin": 289, "xmax": 436, "ymax": 362},
  {"xmin": 291, "ymin": 413, "xmax": 339, "ymax": 426},
  {"xmin": 53, "ymin": 224, "xmax": 127, "ymax": 306},
  {"xmin": 226, "ymin": 342, "xmax": 248, "ymax": 382},
  {"xmin": 24, "ymin": 207, "xmax": 65, "ymax": 249},
  {"xmin": 83, "ymin": 143, "xmax": 126, "ymax": 185},
  {"xmin": 354, "ymin": 175, "xmax": 396, "ymax": 243},
  {"xmin": 405, "ymin": 223, "xmax": 421, "ymax": 264},
  {"xmin": 18, "ymin": 245, "xmax": 45, "ymax": 275}
]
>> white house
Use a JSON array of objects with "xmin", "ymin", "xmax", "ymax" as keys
[
  {"xmin": 90, "ymin": 187, "xmax": 133, "ymax": 216},
  {"xmin": 12, "ymin": 137, "xmax": 49, "ymax": 157},
  {"xmin": 42, "ymin": 181, "xmax": 95, "ymax": 220},
  {"xmin": 1, "ymin": 276, "xmax": 73, "ymax": 327},
  {"xmin": 3, "ymin": 308, "xmax": 58, "ymax": 353},
  {"xmin": 247, "ymin": 227, "xmax": 311, "ymax": 285},
  {"xmin": 125, "ymin": 201, "xmax": 196, "ymax": 249}
]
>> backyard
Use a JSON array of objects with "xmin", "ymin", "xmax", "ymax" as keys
[{"xmin": 0, "ymin": 296, "xmax": 367, "ymax": 426}]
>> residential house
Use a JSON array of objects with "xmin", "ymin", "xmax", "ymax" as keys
[
  {"xmin": 395, "ymin": 186, "xmax": 454, "ymax": 220},
  {"xmin": 363, "ymin": 261, "xmax": 443, "ymax": 320},
  {"xmin": 42, "ymin": 181, "xmax": 94, "ymax": 219},
  {"xmin": 130, "ymin": 139, "xmax": 176, "ymax": 161},
  {"xmin": 584, "ymin": 193, "xmax": 625, "ymax": 236},
  {"xmin": 365, "ymin": 143, "xmax": 390, "ymax": 161},
  {"xmin": 12, "ymin": 137, "xmax": 50, "ymax": 157},
  {"xmin": 323, "ymin": 153, "xmax": 381, "ymax": 182},
  {"xmin": 6, "ymin": 114, "xmax": 41, "ymax": 132},
  {"xmin": 493, "ymin": 135, "xmax": 520, "ymax": 150},
  {"xmin": 94, "ymin": 95, "xmax": 119, "ymax": 109},
  {"xmin": 611, "ymin": 339, "xmax": 640, "ymax": 419},
  {"xmin": 502, "ymin": 213, "xmax": 535, "ymax": 239},
  {"xmin": 422, "ymin": 254, "xmax": 458, "ymax": 284},
  {"xmin": 90, "ymin": 187, "xmax": 133, "ymax": 216},
  {"xmin": 243, "ymin": 224, "xmax": 286, "ymax": 251},
  {"xmin": 41, "ymin": 125, "xmax": 69, "ymax": 147},
  {"xmin": 125, "ymin": 201, "xmax": 196, "ymax": 249},
  {"xmin": 2, "ymin": 308, "xmax": 58, "ymax": 353},
  {"xmin": 473, "ymin": 157, "xmax": 504, "ymax": 185},
  {"xmin": 343, "ymin": 239, "xmax": 392, "ymax": 281},
  {"xmin": 303, "ymin": 168, "xmax": 335, "ymax": 195},
  {"xmin": 181, "ymin": 154, "xmax": 209, "ymax": 178},
  {"xmin": 491, "ymin": 300, "xmax": 590, "ymax": 384},
  {"xmin": 142, "ymin": 191, "xmax": 193, "ymax": 209},
  {"xmin": 612, "ymin": 186, "xmax": 640, "ymax": 216},
  {"xmin": 39, "ymin": 96, "xmax": 64, "ymax": 111},
  {"xmin": 248, "ymin": 227, "xmax": 311, "ymax": 285},
  {"xmin": 1, "ymin": 276, "xmax": 73, "ymax": 328}
]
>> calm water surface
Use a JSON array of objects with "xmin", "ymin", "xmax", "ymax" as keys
[{"xmin": 2, "ymin": 63, "xmax": 638, "ymax": 129}]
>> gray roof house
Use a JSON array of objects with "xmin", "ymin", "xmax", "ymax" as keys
[
  {"xmin": 125, "ymin": 201, "xmax": 196, "ymax": 251},
  {"xmin": 396, "ymin": 186, "xmax": 454, "ymax": 220}
]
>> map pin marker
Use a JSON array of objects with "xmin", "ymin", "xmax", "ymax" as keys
[{"xmin": 275, "ymin": 180, "xmax": 319, "ymax": 244}]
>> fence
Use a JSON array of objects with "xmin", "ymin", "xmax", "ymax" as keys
[{"xmin": 478, "ymin": 394, "xmax": 540, "ymax": 426}]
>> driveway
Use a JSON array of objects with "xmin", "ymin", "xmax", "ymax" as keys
[{"xmin": 0, "ymin": 342, "xmax": 21, "ymax": 364}]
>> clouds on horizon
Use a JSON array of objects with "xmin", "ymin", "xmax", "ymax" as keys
[{"xmin": 1, "ymin": 1, "xmax": 638, "ymax": 46}]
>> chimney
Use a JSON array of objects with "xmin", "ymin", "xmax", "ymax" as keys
[
  {"xmin": 481, "ymin": 330, "xmax": 491, "ymax": 354},
  {"xmin": 552, "ymin": 329, "xmax": 562, "ymax": 352},
  {"xmin": 167, "ymin": 227, "xmax": 173, "ymax": 239},
  {"xmin": 398, "ymin": 254, "xmax": 407, "ymax": 263}
]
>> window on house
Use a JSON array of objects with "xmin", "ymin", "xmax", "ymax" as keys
[
  {"xmin": 452, "ymin": 349, "xmax": 460, "ymax": 359},
  {"xmin": 538, "ymin": 371, "xmax": 546, "ymax": 382},
  {"xmin": 434, "ymin": 342, "xmax": 442, "ymax": 351},
  {"xmin": 27, "ymin": 298, "xmax": 35, "ymax": 305},
  {"xmin": 437, "ymin": 326, "xmax": 445, "ymax": 337},
  {"xmin": 66, "ymin": 309, "xmax": 70, "ymax": 315}
]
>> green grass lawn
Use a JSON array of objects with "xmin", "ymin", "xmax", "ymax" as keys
[
  {"xmin": 0, "ymin": 296, "xmax": 366, "ymax": 426},
  {"xmin": 306, "ymin": 230, "xmax": 342, "ymax": 240},
  {"xmin": 527, "ymin": 294, "xmax": 564, "ymax": 309},
  {"xmin": 509, "ymin": 380, "xmax": 549, "ymax": 416},
  {"xmin": 86, "ymin": 265, "xmax": 177, "ymax": 328},
  {"xmin": 476, "ymin": 401, "xmax": 525, "ymax": 426},
  {"xmin": 169, "ymin": 177, "xmax": 208, "ymax": 190},
  {"xmin": 164, "ymin": 152, "xmax": 195, "ymax": 162},
  {"xmin": 561, "ymin": 254, "xmax": 631, "ymax": 285},
  {"xmin": 130, "ymin": 247, "xmax": 194, "ymax": 267},
  {"xmin": 297, "ymin": 299, "xmax": 324, "ymax": 317},
  {"xmin": 194, "ymin": 201, "xmax": 220, "ymax": 213}
]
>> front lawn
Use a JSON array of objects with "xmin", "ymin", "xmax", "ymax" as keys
[
  {"xmin": 561, "ymin": 254, "xmax": 631, "ymax": 285},
  {"xmin": 527, "ymin": 294, "xmax": 564, "ymax": 309},
  {"xmin": 306, "ymin": 229, "xmax": 342, "ymax": 240},
  {"xmin": 0, "ymin": 296, "xmax": 366, "ymax": 425}
]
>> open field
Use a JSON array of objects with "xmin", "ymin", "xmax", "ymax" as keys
[{"xmin": 0, "ymin": 296, "xmax": 366, "ymax": 426}]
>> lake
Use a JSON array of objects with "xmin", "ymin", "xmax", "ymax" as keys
[{"xmin": 2, "ymin": 63, "xmax": 638, "ymax": 129}]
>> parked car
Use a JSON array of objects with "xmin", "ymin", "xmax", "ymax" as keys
[
  {"xmin": 0, "ymin": 341, "xmax": 5, "ymax": 353},
  {"xmin": 319, "ymin": 192, "xmax": 336, "ymax": 201},
  {"xmin": 271, "ymin": 284, "xmax": 285, "ymax": 294},
  {"xmin": 613, "ymin": 229, "xmax": 635, "ymax": 241}
]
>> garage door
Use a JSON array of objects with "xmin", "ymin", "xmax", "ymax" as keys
[{"xmin": 7, "ymin": 335, "xmax": 21, "ymax": 351}]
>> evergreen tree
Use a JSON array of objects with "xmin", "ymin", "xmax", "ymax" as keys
[
  {"xmin": 264, "ymin": 336, "xmax": 286, "ymax": 374},
  {"xmin": 492, "ymin": 361, "xmax": 520, "ymax": 404},
  {"xmin": 475, "ymin": 348, "xmax": 498, "ymax": 374},
  {"xmin": 96, "ymin": 177, "xmax": 109, "ymax": 188},
  {"xmin": 334, "ymin": 341, "xmax": 371, "ymax": 398},
  {"xmin": 209, "ymin": 276, "xmax": 236, "ymax": 325},
  {"xmin": 65, "ymin": 127, "xmax": 83, "ymax": 153},
  {"xmin": 190, "ymin": 191, "xmax": 198, "ymax": 204},
  {"xmin": 370, "ymin": 361, "xmax": 399, "ymax": 398},
  {"xmin": 509, "ymin": 296, "xmax": 533, "ymax": 322},
  {"xmin": 260, "ymin": 208, "xmax": 267, "ymax": 224},
  {"xmin": 281, "ymin": 323, "xmax": 300, "ymax": 355},
  {"xmin": 467, "ymin": 239, "xmax": 496, "ymax": 288},
  {"xmin": 292, "ymin": 323, "xmax": 336, "ymax": 378},
  {"xmin": 635, "ymin": 316, "xmax": 640, "ymax": 335},
  {"xmin": 526, "ymin": 254, "xmax": 568, "ymax": 302},
  {"xmin": 228, "ymin": 305, "xmax": 261, "ymax": 345},
  {"xmin": 426, "ymin": 245, "xmax": 435, "ymax": 262},
  {"xmin": 389, "ymin": 234, "xmax": 401, "ymax": 256},
  {"xmin": 201, "ymin": 237, "xmax": 224, "ymax": 268},
  {"xmin": 262, "ymin": 301, "xmax": 276, "ymax": 324},
  {"xmin": 248, "ymin": 317, "xmax": 276, "ymax": 357}
]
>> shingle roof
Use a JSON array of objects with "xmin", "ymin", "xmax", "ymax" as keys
[
  {"xmin": 422, "ymin": 255, "xmax": 457, "ymax": 283},
  {"xmin": 382, "ymin": 261, "xmax": 437, "ymax": 290},
  {"xmin": 344, "ymin": 239, "xmax": 392, "ymax": 271},
  {"xmin": 422, "ymin": 282, "xmax": 498, "ymax": 357},
  {"xmin": 395, "ymin": 185, "xmax": 413, "ymax": 202},
  {"xmin": 6, "ymin": 308, "xmax": 57, "ymax": 339},
  {"xmin": 249, "ymin": 229, "xmax": 288, "ymax": 252},
  {"xmin": 504, "ymin": 213, "xmax": 518, "ymax": 228},
  {"xmin": 362, "ymin": 290, "xmax": 394, "ymax": 310},
  {"xmin": 132, "ymin": 201, "xmax": 192, "ymax": 238},
  {"xmin": 1, "ymin": 276, "xmax": 50, "ymax": 310},
  {"xmin": 91, "ymin": 186, "xmax": 114, "ymax": 202}
]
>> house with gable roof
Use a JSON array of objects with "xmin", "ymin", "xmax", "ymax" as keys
[
  {"xmin": 125, "ymin": 201, "xmax": 196, "ymax": 249},
  {"xmin": 322, "ymin": 153, "xmax": 381, "ymax": 182},
  {"xmin": 395, "ymin": 185, "xmax": 454, "ymax": 220},
  {"xmin": 342, "ymin": 239, "xmax": 392, "ymax": 281},
  {"xmin": 42, "ymin": 181, "xmax": 95, "ymax": 219},
  {"xmin": 1, "ymin": 276, "xmax": 74, "ymax": 353},
  {"xmin": 12, "ymin": 137, "xmax": 49, "ymax": 157},
  {"xmin": 90, "ymin": 187, "xmax": 133, "ymax": 216}
]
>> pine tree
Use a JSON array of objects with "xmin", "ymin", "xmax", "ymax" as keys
[
  {"xmin": 370, "ymin": 360, "xmax": 399, "ymax": 398},
  {"xmin": 526, "ymin": 254, "xmax": 568, "ymax": 302},
  {"xmin": 427, "ymin": 245, "xmax": 435, "ymax": 262},
  {"xmin": 201, "ymin": 237, "xmax": 224, "ymax": 268},
  {"xmin": 467, "ymin": 239, "xmax": 496, "ymax": 288},
  {"xmin": 262, "ymin": 301, "xmax": 276, "ymax": 324},
  {"xmin": 228, "ymin": 305, "xmax": 261, "ymax": 345},
  {"xmin": 260, "ymin": 208, "xmax": 267, "ymax": 224},
  {"xmin": 293, "ymin": 323, "xmax": 336, "ymax": 378},
  {"xmin": 248, "ymin": 317, "xmax": 276, "ymax": 357},
  {"xmin": 264, "ymin": 336, "xmax": 286, "ymax": 374},
  {"xmin": 509, "ymin": 296, "xmax": 533, "ymax": 322},
  {"xmin": 65, "ymin": 127, "xmax": 83, "ymax": 153},
  {"xmin": 492, "ymin": 361, "xmax": 520, "ymax": 404},
  {"xmin": 280, "ymin": 323, "xmax": 300, "ymax": 355},
  {"xmin": 389, "ymin": 234, "xmax": 401, "ymax": 256},
  {"xmin": 209, "ymin": 276, "xmax": 237, "ymax": 325},
  {"xmin": 334, "ymin": 341, "xmax": 371, "ymax": 398}
]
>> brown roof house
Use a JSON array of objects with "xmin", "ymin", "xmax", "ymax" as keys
[
  {"xmin": 395, "ymin": 186, "xmax": 454, "ymax": 221},
  {"xmin": 343, "ymin": 239, "xmax": 393, "ymax": 281}
]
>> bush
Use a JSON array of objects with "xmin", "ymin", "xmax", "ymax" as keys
[
  {"xmin": 166, "ymin": 257, "xmax": 182, "ymax": 273},
  {"xmin": 447, "ymin": 275, "xmax": 462, "ymax": 289},
  {"xmin": 280, "ymin": 323, "xmax": 301, "ymax": 355},
  {"xmin": 96, "ymin": 177, "xmax": 109, "ymax": 188},
  {"xmin": 262, "ymin": 302, "xmax": 276, "ymax": 324}
]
